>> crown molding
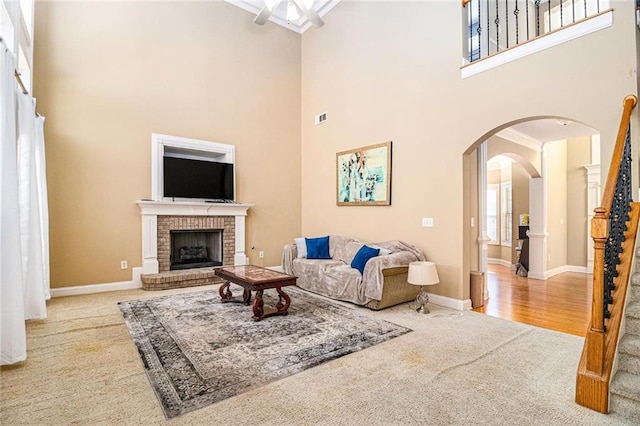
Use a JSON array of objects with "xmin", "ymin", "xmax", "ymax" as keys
[{"xmin": 495, "ymin": 127, "xmax": 544, "ymax": 152}]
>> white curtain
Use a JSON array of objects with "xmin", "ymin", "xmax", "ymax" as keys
[
  {"xmin": 18, "ymin": 91, "xmax": 48, "ymax": 319},
  {"xmin": 1, "ymin": 38, "xmax": 50, "ymax": 365},
  {"xmin": 35, "ymin": 115, "xmax": 50, "ymax": 300},
  {"xmin": 0, "ymin": 41, "xmax": 27, "ymax": 364}
]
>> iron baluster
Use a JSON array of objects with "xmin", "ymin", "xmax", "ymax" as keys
[
  {"xmin": 505, "ymin": 0, "xmax": 509, "ymax": 48},
  {"xmin": 603, "ymin": 125, "xmax": 633, "ymax": 328},
  {"xmin": 477, "ymin": 0, "xmax": 482, "ymax": 61},
  {"xmin": 495, "ymin": 0, "xmax": 500, "ymax": 52},
  {"xmin": 526, "ymin": 0, "xmax": 529, "ymax": 41},
  {"xmin": 560, "ymin": 0, "xmax": 564, "ymax": 27},
  {"xmin": 584, "ymin": 0, "xmax": 587, "ymax": 19},
  {"xmin": 514, "ymin": 1, "xmax": 520, "ymax": 44},
  {"xmin": 487, "ymin": 0, "xmax": 490, "ymax": 56},
  {"xmin": 535, "ymin": 0, "xmax": 541, "ymax": 36}
]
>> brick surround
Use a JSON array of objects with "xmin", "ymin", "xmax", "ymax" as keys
[{"xmin": 157, "ymin": 215, "xmax": 235, "ymax": 272}]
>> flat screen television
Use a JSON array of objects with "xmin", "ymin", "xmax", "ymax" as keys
[{"xmin": 163, "ymin": 156, "xmax": 234, "ymax": 201}]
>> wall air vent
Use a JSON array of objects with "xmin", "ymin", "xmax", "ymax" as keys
[{"xmin": 315, "ymin": 112, "xmax": 327, "ymax": 125}]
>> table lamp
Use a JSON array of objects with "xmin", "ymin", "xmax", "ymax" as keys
[{"xmin": 407, "ymin": 261, "xmax": 439, "ymax": 314}]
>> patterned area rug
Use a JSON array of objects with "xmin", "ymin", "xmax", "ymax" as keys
[{"xmin": 118, "ymin": 287, "xmax": 410, "ymax": 418}]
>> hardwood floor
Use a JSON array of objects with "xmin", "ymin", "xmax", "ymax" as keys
[{"xmin": 473, "ymin": 264, "xmax": 592, "ymax": 337}]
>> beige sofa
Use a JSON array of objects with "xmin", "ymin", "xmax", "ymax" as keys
[{"xmin": 282, "ymin": 235, "xmax": 425, "ymax": 310}]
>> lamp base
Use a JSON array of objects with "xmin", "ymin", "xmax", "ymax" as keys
[{"xmin": 415, "ymin": 287, "xmax": 430, "ymax": 314}]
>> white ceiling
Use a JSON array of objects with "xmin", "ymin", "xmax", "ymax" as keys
[{"xmin": 225, "ymin": 0, "xmax": 341, "ymax": 34}]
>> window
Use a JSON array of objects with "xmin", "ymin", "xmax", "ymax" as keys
[
  {"xmin": 1, "ymin": 0, "xmax": 33, "ymax": 92},
  {"xmin": 501, "ymin": 182, "xmax": 512, "ymax": 246},
  {"xmin": 487, "ymin": 184, "xmax": 499, "ymax": 244}
]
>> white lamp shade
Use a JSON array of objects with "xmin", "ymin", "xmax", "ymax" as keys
[{"xmin": 407, "ymin": 261, "xmax": 439, "ymax": 286}]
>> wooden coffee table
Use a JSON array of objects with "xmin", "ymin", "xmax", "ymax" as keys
[{"xmin": 214, "ymin": 265, "xmax": 297, "ymax": 321}]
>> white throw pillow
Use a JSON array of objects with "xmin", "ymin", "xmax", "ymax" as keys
[{"xmin": 294, "ymin": 237, "xmax": 307, "ymax": 259}]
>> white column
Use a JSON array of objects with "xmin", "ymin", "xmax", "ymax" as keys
[
  {"xmin": 528, "ymin": 146, "xmax": 548, "ymax": 280},
  {"xmin": 477, "ymin": 142, "xmax": 491, "ymax": 299},
  {"xmin": 141, "ymin": 214, "xmax": 159, "ymax": 274},
  {"xmin": 234, "ymin": 215, "xmax": 249, "ymax": 265}
]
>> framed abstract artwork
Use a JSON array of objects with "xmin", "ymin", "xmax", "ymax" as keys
[{"xmin": 336, "ymin": 141, "xmax": 392, "ymax": 206}]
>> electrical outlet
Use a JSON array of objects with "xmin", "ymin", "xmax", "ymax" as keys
[
  {"xmin": 120, "ymin": 260, "xmax": 128, "ymax": 270},
  {"xmin": 259, "ymin": 251, "xmax": 265, "ymax": 259},
  {"xmin": 422, "ymin": 217, "xmax": 434, "ymax": 227}
]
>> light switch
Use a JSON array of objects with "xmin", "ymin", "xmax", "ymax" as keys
[{"xmin": 422, "ymin": 217, "xmax": 434, "ymax": 227}]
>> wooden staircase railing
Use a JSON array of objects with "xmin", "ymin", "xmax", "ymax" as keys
[{"xmin": 576, "ymin": 94, "xmax": 639, "ymax": 413}]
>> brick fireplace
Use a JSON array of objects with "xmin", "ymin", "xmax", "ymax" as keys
[
  {"xmin": 158, "ymin": 216, "xmax": 234, "ymax": 272},
  {"xmin": 136, "ymin": 201, "xmax": 252, "ymax": 289}
]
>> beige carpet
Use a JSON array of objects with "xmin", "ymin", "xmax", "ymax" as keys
[{"xmin": 0, "ymin": 284, "xmax": 634, "ymax": 425}]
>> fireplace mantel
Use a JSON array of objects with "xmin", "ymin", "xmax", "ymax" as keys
[{"xmin": 137, "ymin": 200, "xmax": 253, "ymax": 274}]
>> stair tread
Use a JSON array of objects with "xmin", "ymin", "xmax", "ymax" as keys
[
  {"xmin": 611, "ymin": 371, "xmax": 640, "ymax": 402},
  {"xmin": 620, "ymin": 334, "xmax": 640, "ymax": 356}
]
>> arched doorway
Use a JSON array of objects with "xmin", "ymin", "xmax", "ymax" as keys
[{"xmin": 463, "ymin": 117, "xmax": 599, "ymax": 308}]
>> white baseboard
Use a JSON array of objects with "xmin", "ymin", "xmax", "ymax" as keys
[
  {"xmin": 527, "ymin": 265, "xmax": 589, "ymax": 280},
  {"xmin": 566, "ymin": 265, "xmax": 589, "ymax": 274},
  {"xmin": 527, "ymin": 272, "xmax": 545, "ymax": 280},
  {"xmin": 51, "ymin": 267, "xmax": 143, "ymax": 298},
  {"xmin": 427, "ymin": 292, "xmax": 472, "ymax": 311},
  {"xmin": 545, "ymin": 265, "xmax": 588, "ymax": 279},
  {"xmin": 487, "ymin": 258, "xmax": 513, "ymax": 268}
]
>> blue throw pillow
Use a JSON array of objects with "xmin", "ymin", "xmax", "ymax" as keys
[
  {"xmin": 305, "ymin": 236, "xmax": 331, "ymax": 259},
  {"xmin": 351, "ymin": 245, "xmax": 380, "ymax": 274}
]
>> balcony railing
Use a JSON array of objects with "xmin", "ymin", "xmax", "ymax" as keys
[{"xmin": 462, "ymin": 0, "xmax": 611, "ymax": 63}]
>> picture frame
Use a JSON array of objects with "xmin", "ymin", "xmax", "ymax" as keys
[{"xmin": 336, "ymin": 141, "xmax": 392, "ymax": 206}]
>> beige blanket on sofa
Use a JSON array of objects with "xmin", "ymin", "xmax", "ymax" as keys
[{"xmin": 282, "ymin": 235, "xmax": 425, "ymax": 305}]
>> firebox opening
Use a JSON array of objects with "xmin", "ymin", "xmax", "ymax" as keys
[{"xmin": 170, "ymin": 229, "xmax": 223, "ymax": 270}]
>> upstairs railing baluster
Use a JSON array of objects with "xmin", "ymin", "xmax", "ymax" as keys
[
  {"xmin": 535, "ymin": 0, "xmax": 541, "ymax": 37},
  {"xmin": 486, "ymin": 0, "xmax": 490, "ymax": 56},
  {"xmin": 505, "ymin": 0, "xmax": 509, "ymax": 48},
  {"xmin": 514, "ymin": 0, "xmax": 520, "ymax": 44},
  {"xmin": 495, "ymin": 0, "xmax": 500, "ymax": 52},
  {"xmin": 584, "ymin": 0, "xmax": 587, "ymax": 19},
  {"xmin": 526, "ymin": 0, "xmax": 530, "ymax": 40},
  {"xmin": 477, "ymin": 0, "xmax": 481, "ymax": 60},
  {"xmin": 464, "ymin": 0, "xmax": 610, "ymax": 63}
]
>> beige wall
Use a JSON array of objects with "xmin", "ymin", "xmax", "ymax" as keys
[
  {"xmin": 301, "ymin": 1, "xmax": 637, "ymax": 300},
  {"xmin": 545, "ymin": 140, "xmax": 568, "ymax": 270},
  {"xmin": 34, "ymin": 2, "xmax": 302, "ymax": 287},
  {"xmin": 566, "ymin": 136, "xmax": 592, "ymax": 267}
]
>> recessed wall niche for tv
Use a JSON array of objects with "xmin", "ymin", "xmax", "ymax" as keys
[{"xmin": 151, "ymin": 133, "xmax": 236, "ymax": 202}]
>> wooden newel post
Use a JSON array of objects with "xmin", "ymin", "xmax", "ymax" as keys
[{"xmin": 586, "ymin": 207, "xmax": 608, "ymax": 375}]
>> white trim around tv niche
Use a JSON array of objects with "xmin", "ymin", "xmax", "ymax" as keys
[{"xmin": 151, "ymin": 133, "xmax": 236, "ymax": 202}]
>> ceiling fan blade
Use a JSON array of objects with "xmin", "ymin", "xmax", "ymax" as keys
[
  {"xmin": 253, "ymin": 6, "xmax": 274, "ymax": 25},
  {"xmin": 293, "ymin": 0, "xmax": 324, "ymax": 27}
]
